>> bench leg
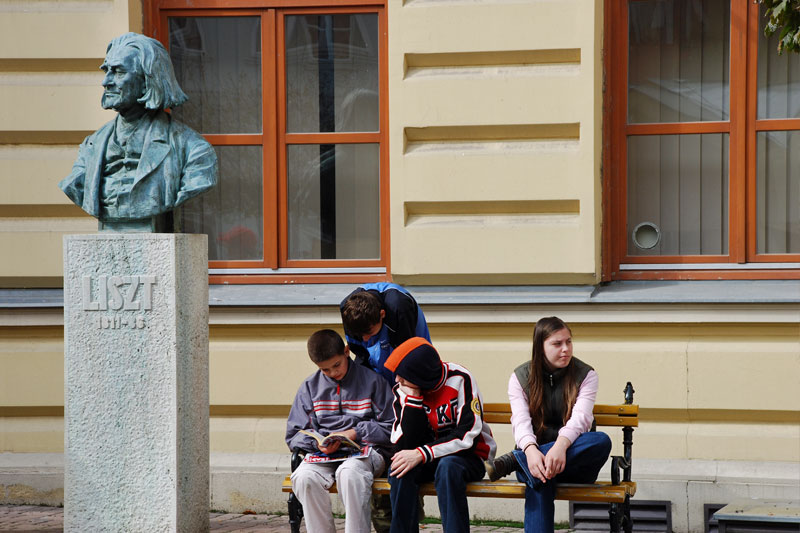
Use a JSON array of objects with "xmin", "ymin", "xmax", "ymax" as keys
[
  {"xmin": 609, "ymin": 502, "xmax": 621, "ymax": 533},
  {"xmin": 622, "ymin": 495, "xmax": 632, "ymax": 533},
  {"xmin": 288, "ymin": 492, "xmax": 303, "ymax": 533}
]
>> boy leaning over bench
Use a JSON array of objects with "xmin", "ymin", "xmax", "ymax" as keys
[{"xmin": 285, "ymin": 329, "xmax": 394, "ymax": 533}]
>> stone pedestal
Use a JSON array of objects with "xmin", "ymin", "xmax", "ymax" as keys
[{"xmin": 63, "ymin": 234, "xmax": 209, "ymax": 533}]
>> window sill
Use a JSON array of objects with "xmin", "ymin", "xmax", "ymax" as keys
[
  {"xmin": 589, "ymin": 280, "xmax": 800, "ymax": 304},
  {"xmin": 3, "ymin": 280, "xmax": 798, "ymax": 308}
]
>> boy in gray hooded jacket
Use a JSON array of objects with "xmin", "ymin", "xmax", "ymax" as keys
[{"xmin": 286, "ymin": 329, "xmax": 394, "ymax": 533}]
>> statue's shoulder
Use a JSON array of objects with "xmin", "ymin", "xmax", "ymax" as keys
[{"xmin": 160, "ymin": 112, "xmax": 209, "ymax": 146}]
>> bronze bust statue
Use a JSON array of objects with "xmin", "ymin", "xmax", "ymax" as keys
[{"xmin": 59, "ymin": 32, "xmax": 218, "ymax": 232}]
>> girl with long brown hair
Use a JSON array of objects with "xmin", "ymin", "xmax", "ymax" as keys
[{"xmin": 486, "ymin": 316, "xmax": 611, "ymax": 532}]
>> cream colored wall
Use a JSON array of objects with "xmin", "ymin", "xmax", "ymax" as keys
[
  {"xmin": 2, "ymin": 315, "xmax": 798, "ymax": 464},
  {"xmin": 388, "ymin": 0, "xmax": 603, "ymax": 285},
  {"xmin": 0, "ymin": 0, "xmax": 141, "ymax": 287},
  {"xmin": 2, "ymin": 0, "xmax": 604, "ymax": 287}
]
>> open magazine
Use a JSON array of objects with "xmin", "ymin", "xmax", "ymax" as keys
[
  {"xmin": 299, "ymin": 429, "xmax": 370, "ymax": 464},
  {"xmin": 299, "ymin": 429, "xmax": 361, "ymax": 450},
  {"xmin": 302, "ymin": 445, "xmax": 372, "ymax": 464}
]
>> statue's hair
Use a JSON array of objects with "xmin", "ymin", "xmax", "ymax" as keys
[{"xmin": 106, "ymin": 32, "xmax": 188, "ymax": 110}]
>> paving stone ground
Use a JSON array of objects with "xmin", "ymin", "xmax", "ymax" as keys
[{"xmin": 0, "ymin": 504, "xmax": 526, "ymax": 532}]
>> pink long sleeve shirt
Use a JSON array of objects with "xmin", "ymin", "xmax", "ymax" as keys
[{"xmin": 508, "ymin": 368, "xmax": 599, "ymax": 451}]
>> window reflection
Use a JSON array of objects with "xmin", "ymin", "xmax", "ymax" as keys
[
  {"xmin": 181, "ymin": 146, "xmax": 264, "ymax": 261},
  {"xmin": 285, "ymin": 14, "xmax": 379, "ymax": 133},
  {"xmin": 287, "ymin": 144, "xmax": 379, "ymax": 260},
  {"xmin": 757, "ymin": 6, "xmax": 800, "ymax": 119},
  {"xmin": 756, "ymin": 131, "xmax": 800, "ymax": 253},
  {"xmin": 169, "ymin": 17, "xmax": 262, "ymax": 134},
  {"xmin": 628, "ymin": 0, "xmax": 730, "ymax": 123}
]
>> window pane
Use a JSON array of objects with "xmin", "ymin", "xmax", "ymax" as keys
[
  {"xmin": 756, "ymin": 131, "xmax": 800, "ymax": 253},
  {"xmin": 285, "ymin": 14, "xmax": 379, "ymax": 133},
  {"xmin": 628, "ymin": 0, "xmax": 729, "ymax": 123},
  {"xmin": 757, "ymin": 7, "xmax": 800, "ymax": 119},
  {"xmin": 181, "ymin": 146, "xmax": 263, "ymax": 261},
  {"xmin": 169, "ymin": 17, "xmax": 262, "ymax": 134},
  {"xmin": 287, "ymin": 144, "xmax": 379, "ymax": 260},
  {"xmin": 627, "ymin": 134, "xmax": 729, "ymax": 256}
]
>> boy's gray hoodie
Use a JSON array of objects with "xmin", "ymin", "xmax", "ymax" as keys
[{"xmin": 285, "ymin": 357, "xmax": 394, "ymax": 459}]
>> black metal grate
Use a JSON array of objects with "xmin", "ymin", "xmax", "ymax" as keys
[
  {"xmin": 705, "ymin": 503, "xmax": 726, "ymax": 533},
  {"xmin": 570, "ymin": 500, "xmax": 672, "ymax": 532}
]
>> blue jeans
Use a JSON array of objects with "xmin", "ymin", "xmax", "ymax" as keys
[
  {"xmin": 389, "ymin": 453, "xmax": 485, "ymax": 533},
  {"xmin": 513, "ymin": 432, "xmax": 612, "ymax": 533}
]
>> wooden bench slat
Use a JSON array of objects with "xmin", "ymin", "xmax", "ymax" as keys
[
  {"xmin": 592, "ymin": 404, "xmax": 639, "ymax": 416},
  {"xmin": 556, "ymin": 482, "xmax": 637, "ymax": 503},
  {"xmin": 483, "ymin": 403, "xmax": 639, "ymax": 427},
  {"xmin": 282, "ymin": 476, "xmax": 636, "ymax": 503},
  {"xmin": 483, "ymin": 413, "xmax": 513, "ymax": 424},
  {"xmin": 483, "ymin": 403, "xmax": 638, "ymax": 416},
  {"xmin": 594, "ymin": 414, "xmax": 639, "ymax": 427},
  {"xmin": 482, "ymin": 403, "xmax": 513, "ymax": 414}
]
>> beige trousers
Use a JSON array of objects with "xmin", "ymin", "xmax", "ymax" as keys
[{"xmin": 291, "ymin": 448, "xmax": 385, "ymax": 533}]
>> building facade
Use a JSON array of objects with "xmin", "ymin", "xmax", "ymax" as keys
[{"xmin": 0, "ymin": 1, "xmax": 798, "ymax": 531}]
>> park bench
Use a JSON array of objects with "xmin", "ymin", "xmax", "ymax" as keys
[{"xmin": 282, "ymin": 382, "xmax": 638, "ymax": 533}]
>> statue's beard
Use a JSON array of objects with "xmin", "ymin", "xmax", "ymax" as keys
[
  {"xmin": 101, "ymin": 92, "xmax": 120, "ymax": 110},
  {"xmin": 101, "ymin": 91, "xmax": 141, "ymax": 112}
]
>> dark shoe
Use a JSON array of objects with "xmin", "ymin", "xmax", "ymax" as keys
[{"xmin": 486, "ymin": 452, "xmax": 517, "ymax": 482}]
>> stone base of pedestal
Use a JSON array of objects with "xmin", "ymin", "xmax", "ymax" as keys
[{"xmin": 62, "ymin": 234, "xmax": 209, "ymax": 533}]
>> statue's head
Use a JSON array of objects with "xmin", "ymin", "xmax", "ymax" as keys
[{"xmin": 101, "ymin": 33, "xmax": 188, "ymax": 114}]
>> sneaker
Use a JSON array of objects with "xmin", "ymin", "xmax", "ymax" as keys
[{"xmin": 485, "ymin": 452, "xmax": 517, "ymax": 482}]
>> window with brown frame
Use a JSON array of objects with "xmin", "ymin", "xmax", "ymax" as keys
[
  {"xmin": 147, "ymin": 2, "xmax": 388, "ymax": 284},
  {"xmin": 604, "ymin": 0, "xmax": 800, "ymax": 280}
]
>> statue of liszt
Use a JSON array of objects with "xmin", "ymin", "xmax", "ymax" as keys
[{"xmin": 59, "ymin": 33, "xmax": 218, "ymax": 232}]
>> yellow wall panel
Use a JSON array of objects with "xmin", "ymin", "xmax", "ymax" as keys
[
  {"xmin": 0, "ymin": 222, "xmax": 96, "ymax": 278},
  {"xmin": 209, "ymin": 325, "xmax": 332, "ymax": 406},
  {"xmin": 393, "ymin": 1, "xmax": 594, "ymax": 53},
  {"xmin": 582, "ymin": 343, "xmax": 689, "ymax": 410},
  {"xmin": 392, "ymin": 224, "xmax": 595, "ymax": 276},
  {"xmin": 0, "ymin": 337, "xmax": 63, "ymax": 406},
  {"xmin": 427, "ymin": 324, "xmax": 532, "ymax": 402},
  {"xmin": 0, "ymin": 418, "xmax": 63, "ymax": 453},
  {"xmin": 0, "ymin": 146, "xmax": 78, "ymax": 205},
  {"xmin": 0, "ymin": 75, "xmax": 111, "ymax": 132},
  {"xmin": 0, "ymin": 7, "xmax": 132, "ymax": 59},
  {"xmin": 687, "ymin": 339, "xmax": 800, "ymax": 411},
  {"xmin": 402, "ymin": 148, "xmax": 586, "ymax": 201},
  {"xmin": 210, "ymin": 345, "xmax": 312, "ymax": 406},
  {"xmin": 210, "ymin": 417, "xmax": 287, "ymax": 454},
  {"xmin": 400, "ymin": 75, "xmax": 588, "ymax": 127},
  {"xmin": 687, "ymin": 422, "xmax": 800, "ymax": 462},
  {"xmin": 630, "ymin": 421, "xmax": 689, "ymax": 460}
]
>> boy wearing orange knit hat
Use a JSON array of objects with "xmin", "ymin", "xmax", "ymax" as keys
[{"xmin": 384, "ymin": 337, "xmax": 496, "ymax": 533}]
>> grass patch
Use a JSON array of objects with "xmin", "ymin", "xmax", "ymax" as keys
[
  {"xmin": 419, "ymin": 517, "xmax": 570, "ymax": 529},
  {"xmin": 421, "ymin": 517, "xmax": 524, "ymax": 528},
  {"xmin": 329, "ymin": 513, "xmax": 573, "ymax": 530}
]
